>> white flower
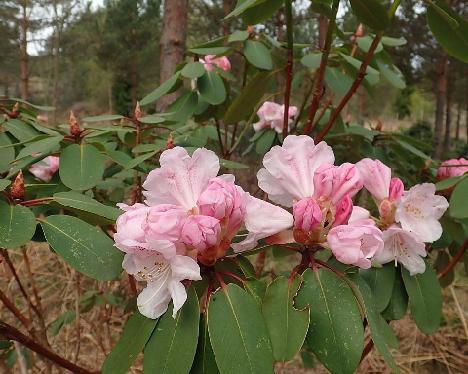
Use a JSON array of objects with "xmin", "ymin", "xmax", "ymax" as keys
[{"xmin": 395, "ymin": 183, "xmax": 448, "ymax": 243}]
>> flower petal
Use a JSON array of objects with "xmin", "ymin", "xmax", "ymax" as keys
[
  {"xmin": 168, "ymin": 280, "xmax": 188, "ymax": 318},
  {"xmin": 170, "ymin": 255, "xmax": 202, "ymax": 282},
  {"xmin": 137, "ymin": 280, "xmax": 172, "ymax": 319}
]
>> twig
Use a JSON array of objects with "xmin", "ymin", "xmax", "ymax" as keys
[
  {"xmin": 215, "ymin": 120, "xmax": 226, "ymax": 156},
  {"xmin": 74, "ymin": 271, "xmax": 81, "ymax": 363},
  {"xmin": 0, "ymin": 320, "xmax": 97, "ymax": 374},
  {"xmin": 309, "ymin": 95, "xmax": 333, "ymax": 133},
  {"xmin": 0, "ymin": 288, "xmax": 36, "ymax": 338},
  {"xmin": 282, "ymin": 0, "xmax": 294, "ymax": 138},
  {"xmin": 438, "ymin": 239, "xmax": 468, "ymax": 279},
  {"xmin": 303, "ymin": 0, "xmax": 340, "ymax": 135},
  {"xmin": 449, "ymin": 285, "xmax": 468, "ymax": 340},
  {"xmin": 360, "ymin": 339, "xmax": 374, "ymax": 364}
]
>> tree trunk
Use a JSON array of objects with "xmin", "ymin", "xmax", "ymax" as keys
[
  {"xmin": 318, "ymin": 15, "xmax": 328, "ymax": 49},
  {"xmin": 19, "ymin": 0, "xmax": 29, "ymax": 100},
  {"xmin": 158, "ymin": 0, "xmax": 188, "ymax": 111},
  {"xmin": 223, "ymin": 0, "xmax": 235, "ymax": 35},
  {"xmin": 443, "ymin": 71, "xmax": 452, "ymax": 153},
  {"xmin": 433, "ymin": 52, "xmax": 448, "ymax": 158},
  {"xmin": 455, "ymin": 100, "xmax": 461, "ymax": 142}
]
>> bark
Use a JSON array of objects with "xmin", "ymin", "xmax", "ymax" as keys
[
  {"xmin": 433, "ymin": 52, "xmax": 448, "ymax": 159},
  {"xmin": 318, "ymin": 15, "xmax": 328, "ymax": 49},
  {"xmin": 455, "ymin": 100, "xmax": 461, "ymax": 141},
  {"xmin": 19, "ymin": 0, "xmax": 29, "ymax": 100},
  {"xmin": 443, "ymin": 70, "xmax": 452, "ymax": 153},
  {"xmin": 223, "ymin": 0, "xmax": 235, "ymax": 35},
  {"xmin": 158, "ymin": 0, "xmax": 188, "ymax": 110}
]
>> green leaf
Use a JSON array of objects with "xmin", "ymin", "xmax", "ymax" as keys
[
  {"xmin": 301, "ymin": 52, "xmax": 322, "ymax": 69},
  {"xmin": 103, "ymin": 313, "xmax": 158, "ymax": 374},
  {"xmin": 198, "ymin": 72, "xmax": 226, "ymax": 105},
  {"xmin": 341, "ymin": 54, "xmax": 380, "ymax": 85},
  {"xmin": 2, "ymin": 98, "xmax": 55, "ymax": 111},
  {"xmin": 167, "ymin": 91, "xmax": 199, "ymax": 121},
  {"xmin": 357, "ymin": 36, "xmax": 383, "ymax": 53},
  {"xmin": 225, "ymin": 0, "xmax": 260, "ymax": 19},
  {"xmin": 382, "ymin": 271, "xmax": 408, "ymax": 321},
  {"xmin": 450, "ymin": 177, "xmax": 468, "ymax": 219},
  {"xmin": 223, "ymin": 72, "xmax": 273, "ymax": 124},
  {"xmin": 53, "ymin": 192, "xmax": 121, "ymax": 222},
  {"xmin": 349, "ymin": 0, "xmax": 390, "ymax": 31},
  {"xmin": 181, "ymin": 62, "xmax": 206, "ymax": 79},
  {"xmin": 139, "ymin": 115, "xmax": 165, "ymax": 124},
  {"xmin": 349, "ymin": 275, "xmax": 400, "ymax": 373},
  {"xmin": 208, "ymin": 283, "xmax": 274, "ymax": 374},
  {"xmin": 219, "ymin": 159, "xmax": 249, "ymax": 169},
  {"xmin": 255, "ymin": 130, "xmax": 276, "ymax": 155},
  {"xmin": 59, "ymin": 144, "xmax": 105, "ymax": 190},
  {"xmin": 401, "ymin": 265, "xmax": 442, "ymax": 334},
  {"xmin": 0, "ymin": 201, "xmax": 36, "ymax": 248},
  {"xmin": 436, "ymin": 175, "xmax": 464, "ymax": 191},
  {"xmin": 377, "ymin": 60, "xmax": 406, "ymax": 89},
  {"xmin": 0, "ymin": 133, "xmax": 15, "ymax": 173},
  {"xmin": 40, "ymin": 215, "xmax": 123, "ymax": 280},
  {"xmin": 0, "ymin": 179, "xmax": 11, "ymax": 191},
  {"xmin": 3, "ymin": 119, "xmax": 41, "ymax": 142},
  {"xmin": 381, "ymin": 36, "xmax": 407, "ymax": 47},
  {"xmin": 125, "ymin": 152, "xmax": 157, "ymax": 170},
  {"xmin": 82, "ymin": 115, "xmax": 124, "ymax": 122},
  {"xmin": 393, "ymin": 139, "xmax": 430, "ymax": 160},
  {"xmin": 189, "ymin": 47, "xmax": 231, "ymax": 56},
  {"xmin": 427, "ymin": 1, "xmax": 468, "ymax": 63},
  {"xmin": 296, "ymin": 268, "xmax": 364, "ymax": 374},
  {"xmin": 49, "ymin": 311, "xmax": 76, "ymax": 336},
  {"xmin": 241, "ymin": 0, "xmax": 284, "ymax": 25},
  {"xmin": 325, "ymin": 67, "xmax": 353, "ymax": 96},
  {"xmin": 228, "ymin": 30, "xmax": 249, "ymax": 43},
  {"xmin": 360, "ymin": 264, "xmax": 396, "ymax": 312},
  {"xmin": 140, "ymin": 72, "xmax": 181, "ymax": 106},
  {"xmin": 244, "ymin": 40, "xmax": 273, "ymax": 70},
  {"xmin": 144, "ymin": 287, "xmax": 200, "ymax": 374},
  {"xmin": 191, "ymin": 315, "xmax": 219, "ymax": 374},
  {"xmin": 17, "ymin": 136, "xmax": 63, "ymax": 160},
  {"xmin": 262, "ymin": 275, "xmax": 309, "ymax": 361}
]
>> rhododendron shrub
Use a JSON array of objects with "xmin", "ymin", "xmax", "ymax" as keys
[{"xmin": 1, "ymin": 1, "xmax": 467, "ymax": 373}]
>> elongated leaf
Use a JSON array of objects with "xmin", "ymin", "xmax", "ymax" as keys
[
  {"xmin": 0, "ymin": 133, "xmax": 15, "ymax": 173},
  {"xmin": 1, "ymin": 98, "xmax": 55, "ymax": 111},
  {"xmin": 167, "ymin": 91, "xmax": 199, "ymax": 121},
  {"xmin": 125, "ymin": 152, "xmax": 157, "ymax": 170},
  {"xmin": 17, "ymin": 136, "xmax": 63, "ymax": 160},
  {"xmin": 436, "ymin": 175, "xmax": 464, "ymax": 191},
  {"xmin": 227, "ymin": 30, "xmax": 249, "ymax": 43},
  {"xmin": 427, "ymin": 1, "xmax": 468, "ymax": 63},
  {"xmin": 349, "ymin": 275, "xmax": 400, "ymax": 373},
  {"xmin": 377, "ymin": 61, "xmax": 406, "ymax": 89},
  {"xmin": 0, "ymin": 201, "xmax": 36, "ymax": 248},
  {"xmin": 394, "ymin": 139, "xmax": 430, "ymax": 160},
  {"xmin": 198, "ymin": 72, "xmax": 226, "ymax": 105},
  {"xmin": 401, "ymin": 265, "xmax": 442, "ymax": 334},
  {"xmin": 357, "ymin": 36, "xmax": 383, "ymax": 53},
  {"xmin": 241, "ymin": 0, "xmax": 284, "ymax": 25},
  {"xmin": 301, "ymin": 52, "xmax": 322, "ymax": 69},
  {"xmin": 40, "ymin": 215, "xmax": 123, "ymax": 280},
  {"xmin": 225, "ymin": 0, "xmax": 260, "ymax": 19},
  {"xmin": 450, "ymin": 177, "xmax": 468, "ymax": 218},
  {"xmin": 208, "ymin": 284, "xmax": 274, "ymax": 374},
  {"xmin": 255, "ymin": 130, "xmax": 276, "ymax": 155},
  {"xmin": 53, "ymin": 192, "xmax": 121, "ymax": 222},
  {"xmin": 349, "ymin": 0, "xmax": 390, "ymax": 31},
  {"xmin": 49, "ymin": 311, "xmax": 76, "ymax": 336},
  {"xmin": 223, "ymin": 72, "xmax": 273, "ymax": 124},
  {"xmin": 3, "ymin": 119, "xmax": 41, "ymax": 142},
  {"xmin": 244, "ymin": 40, "xmax": 273, "ymax": 70},
  {"xmin": 59, "ymin": 144, "xmax": 105, "ymax": 190},
  {"xmin": 191, "ymin": 315, "xmax": 219, "ymax": 374},
  {"xmin": 381, "ymin": 36, "xmax": 407, "ymax": 46},
  {"xmin": 82, "ymin": 114, "xmax": 124, "ymax": 122},
  {"xmin": 144, "ymin": 288, "xmax": 199, "ymax": 374},
  {"xmin": 181, "ymin": 62, "xmax": 206, "ymax": 79},
  {"xmin": 360, "ymin": 264, "xmax": 396, "ymax": 312},
  {"xmin": 262, "ymin": 275, "xmax": 309, "ymax": 361},
  {"xmin": 382, "ymin": 271, "xmax": 408, "ymax": 321},
  {"xmin": 219, "ymin": 159, "xmax": 248, "ymax": 169},
  {"xmin": 103, "ymin": 313, "xmax": 158, "ymax": 374},
  {"xmin": 325, "ymin": 67, "xmax": 353, "ymax": 96},
  {"xmin": 296, "ymin": 268, "xmax": 363, "ymax": 374},
  {"xmin": 189, "ymin": 47, "xmax": 231, "ymax": 55},
  {"xmin": 140, "ymin": 72, "xmax": 181, "ymax": 106},
  {"xmin": 0, "ymin": 179, "xmax": 11, "ymax": 191}
]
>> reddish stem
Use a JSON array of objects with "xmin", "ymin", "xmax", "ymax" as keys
[
  {"xmin": 438, "ymin": 239, "xmax": 468, "ymax": 279},
  {"xmin": 215, "ymin": 272, "xmax": 227, "ymax": 289},
  {"xmin": 219, "ymin": 271, "xmax": 246, "ymax": 284}
]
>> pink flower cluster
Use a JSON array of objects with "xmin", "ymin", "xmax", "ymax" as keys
[
  {"xmin": 113, "ymin": 147, "xmax": 291, "ymax": 319},
  {"xmin": 114, "ymin": 135, "xmax": 449, "ymax": 319},
  {"xmin": 253, "ymin": 101, "xmax": 298, "ymax": 134},
  {"xmin": 29, "ymin": 156, "xmax": 60, "ymax": 182},
  {"xmin": 437, "ymin": 158, "xmax": 468, "ymax": 180},
  {"xmin": 200, "ymin": 55, "xmax": 231, "ymax": 72}
]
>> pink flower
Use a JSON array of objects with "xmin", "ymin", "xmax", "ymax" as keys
[
  {"xmin": 181, "ymin": 215, "xmax": 221, "ymax": 251},
  {"xmin": 293, "ymin": 197, "xmax": 322, "ymax": 232},
  {"xmin": 29, "ymin": 156, "xmax": 60, "ymax": 182},
  {"xmin": 257, "ymin": 135, "xmax": 335, "ymax": 206},
  {"xmin": 143, "ymin": 204, "xmax": 187, "ymax": 243},
  {"xmin": 437, "ymin": 158, "xmax": 468, "ymax": 180},
  {"xmin": 373, "ymin": 226, "xmax": 426, "ymax": 275},
  {"xmin": 232, "ymin": 194, "xmax": 293, "ymax": 252},
  {"xmin": 197, "ymin": 176, "xmax": 246, "ymax": 239},
  {"xmin": 395, "ymin": 183, "xmax": 448, "ymax": 243},
  {"xmin": 333, "ymin": 195, "xmax": 353, "ymax": 227},
  {"xmin": 348, "ymin": 206, "xmax": 370, "ymax": 223},
  {"xmin": 356, "ymin": 158, "xmax": 391, "ymax": 202},
  {"xmin": 327, "ymin": 220, "xmax": 384, "ymax": 269},
  {"xmin": 200, "ymin": 55, "xmax": 231, "ymax": 72},
  {"xmin": 253, "ymin": 102, "xmax": 298, "ymax": 133},
  {"xmin": 114, "ymin": 203, "xmax": 151, "ymax": 254},
  {"xmin": 123, "ymin": 249, "xmax": 201, "ymax": 319},
  {"xmin": 388, "ymin": 177, "xmax": 404, "ymax": 201},
  {"xmin": 313, "ymin": 163, "xmax": 363, "ymax": 204}
]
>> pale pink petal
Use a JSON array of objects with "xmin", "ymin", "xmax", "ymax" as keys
[
  {"xmin": 348, "ymin": 206, "xmax": 371, "ymax": 223},
  {"xmin": 170, "ymin": 255, "xmax": 202, "ymax": 281},
  {"xmin": 137, "ymin": 279, "xmax": 172, "ymax": 319},
  {"xmin": 313, "ymin": 163, "xmax": 362, "ymax": 203},
  {"xmin": 168, "ymin": 281, "xmax": 188, "ymax": 318},
  {"xmin": 356, "ymin": 158, "xmax": 391, "ymax": 201}
]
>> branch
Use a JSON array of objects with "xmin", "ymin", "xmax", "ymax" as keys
[
  {"xmin": 360, "ymin": 338, "xmax": 374, "ymax": 364},
  {"xmin": 282, "ymin": 0, "xmax": 294, "ymax": 138},
  {"xmin": 438, "ymin": 239, "xmax": 468, "ymax": 279},
  {"xmin": 0, "ymin": 320, "xmax": 97, "ymax": 374},
  {"xmin": 316, "ymin": 33, "xmax": 383, "ymax": 142},
  {"xmin": 0, "ymin": 288, "xmax": 36, "ymax": 339},
  {"xmin": 303, "ymin": 0, "xmax": 340, "ymax": 135}
]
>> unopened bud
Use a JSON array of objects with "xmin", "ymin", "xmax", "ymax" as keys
[
  {"xmin": 134, "ymin": 102, "xmax": 142, "ymax": 120},
  {"xmin": 69, "ymin": 111, "xmax": 81, "ymax": 137},
  {"xmin": 7, "ymin": 102, "xmax": 20, "ymax": 119},
  {"xmin": 166, "ymin": 134, "xmax": 174, "ymax": 149},
  {"xmin": 355, "ymin": 24, "xmax": 365, "ymax": 38},
  {"xmin": 247, "ymin": 25, "xmax": 254, "ymax": 36},
  {"xmin": 11, "ymin": 170, "xmax": 25, "ymax": 201},
  {"xmin": 375, "ymin": 119, "xmax": 383, "ymax": 132}
]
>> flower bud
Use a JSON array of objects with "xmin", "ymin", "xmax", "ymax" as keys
[
  {"xmin": 389, "ymin": 177, "xmax": 404, "ymax": 201},
  {"xmin": 355, "ymin": 158, "xmax": 391, "ymax": 202},
  {"xmin": 333, "ymin": 195, "xmax": 353, "ymax": 227},
  {"xmin": 313, "ymin": 163, "xmax": 362, "ymax": 204},
  {"xmin": 114, "ymin": 203, "xmax": 151, "ymax": 254},
  {"xmin": 134, "ymin": 102, "xmax": 142, "ymax": 120},
  {"xmin": 143, "ymin": 204, "xmax": 186, "ymax": 243},
  {"xmin": 293, "ymin": 197, "xmax": 322, "ymax": 232},
  {"xmin": 166, "ymin": 134, "xmax": 174, "ymax": 149},
  {"xmin": 69, "ymin": 111, "xmax": 81, "ymax": 138},
  {"xmin": 181, "ymin": 215, "xmax": 221, "ymax": 251},
  {"xmin": 11, "ymin": 170, "xmax": 25, "ymax": 201}
]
